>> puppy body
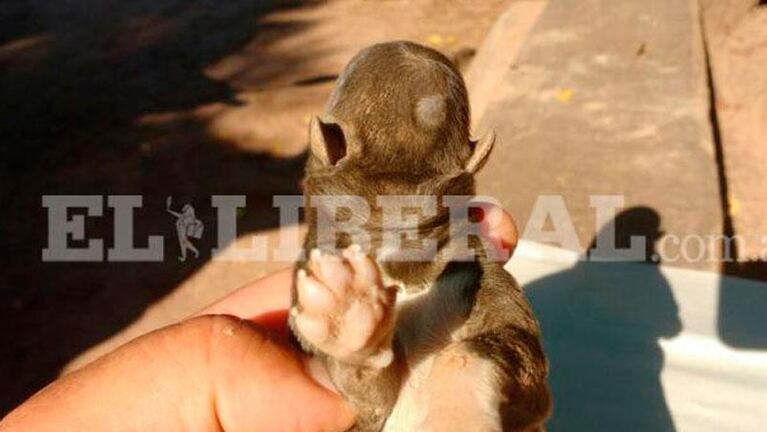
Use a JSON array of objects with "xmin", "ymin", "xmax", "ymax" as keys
[{"xmin": 289, "ymin": 41, "xmax": 550, "ymax": 431}]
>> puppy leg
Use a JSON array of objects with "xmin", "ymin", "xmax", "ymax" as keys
[
  {"xmin": 466, "ymin": 326, "xmax": 551, "ymax": 431},
  {"xmin": 290, "ymin": 245, "xmax": 401, "ymax": 431}
]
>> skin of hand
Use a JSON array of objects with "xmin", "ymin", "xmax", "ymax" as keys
[{"xmin": 0, "ymin": 205, "xmax": 517, "ymax": 432}]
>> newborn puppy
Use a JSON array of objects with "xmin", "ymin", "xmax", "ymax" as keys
[{"xmin": 289, "ymin": 41, "xmax": 550, "ymax": 431}]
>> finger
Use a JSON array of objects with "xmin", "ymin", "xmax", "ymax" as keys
[
  {"xmin": 195, "ymin": 268, "xmax": 293, "ymax": 321},
  {"xmin": 473, "ymin": 202, "xmax": 518, "ymax": 261},
  {"xmin": 290, "ymin": 384, "xmax": 357, "ymax": 432},
  {"xmin": 205, "ymin": 316, "xmax": 356, "ymax": 432},
  {"xmin": 482, "ymin": 203, "xmax": 518, "ymax": 254}
]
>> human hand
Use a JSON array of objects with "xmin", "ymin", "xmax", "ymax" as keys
[
  {"xmin": 0, "ymin": 269, "xmax": 355, "ymax": 432},
  {"xmin": 1, "ymin": 204, "xmax": 517, "ymax": 432}
]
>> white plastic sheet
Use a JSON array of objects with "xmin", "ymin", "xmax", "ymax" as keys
[{"xmin": 506, "ymin": 241, "xmax": 767, "ymax": 431}]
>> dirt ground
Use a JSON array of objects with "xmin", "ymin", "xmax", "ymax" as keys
[{"xmin": 0, "ymin": 0, "xmax": 513, "ymax": 415}]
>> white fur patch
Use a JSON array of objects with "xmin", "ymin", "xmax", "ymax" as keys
[
  {"xmin": 383, "ymin": 355, "xmax": 434, "ymax": 431},
  {"xmin": 471, "ymin": 357, "xmax": 504, "ymax": 431},
  {"xmin": 415, "ymin": 95, "xmax": 446, "ymax": 129},
  {"xmin": 382, "ymin": 349, "xmax": 502, "ymax": 432}
]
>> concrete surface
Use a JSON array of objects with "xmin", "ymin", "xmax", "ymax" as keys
[
  {"xmin": 475, "ymin": 0, "xmax": 725, "ymax": 271},
  {"xmin": 700, "ymin": 0, "xmax": 767, "ymax": 266},
  {"xmin": 465, "ymin": 0, "xmax": 547, "ymax": 127}
]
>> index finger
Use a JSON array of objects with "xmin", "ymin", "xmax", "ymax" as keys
[{"xmin": 195, "ymin": 267, "xmax": 294, "ymax": 337}]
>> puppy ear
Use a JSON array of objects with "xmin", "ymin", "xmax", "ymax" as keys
[
  {"xmin": 309, "ymin": 116, "xmax": 347, "ymax": 166},
  {"xmin": 465, "ymin": 131, "xmax": 495, "ymax": 173}
]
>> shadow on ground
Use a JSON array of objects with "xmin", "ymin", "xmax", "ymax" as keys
[
  {"xmin": 718, "ymin": 246, "xmax": 767, "ymax": 349},
  {"xmin": 0, "ymin": 0, "xmax": 313, "ymax": 414},
  {"xmin": 527, "ymin": 207, "xmax": 680, "ymax": 431}
]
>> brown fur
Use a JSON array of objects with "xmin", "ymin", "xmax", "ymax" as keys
[{"xmin": 289, "ymin": 41, "xmax": 550, "ymax": 431}]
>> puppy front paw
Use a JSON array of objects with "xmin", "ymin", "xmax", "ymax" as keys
[{"xmin": 291, "ymin": 245, "xmax": 397, "ymax": 368}]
